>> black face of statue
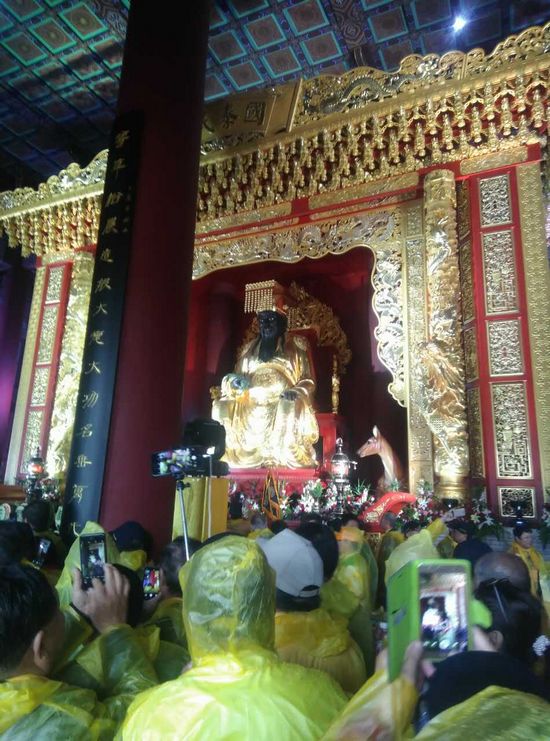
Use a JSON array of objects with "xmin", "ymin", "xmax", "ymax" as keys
[
  {"xmin": 258, "ymin": 310, "xmax": 286, "ymax": 340},
  {"xmin": 257, "ymin": 310, "xmax": 286, "ymax": 361}
]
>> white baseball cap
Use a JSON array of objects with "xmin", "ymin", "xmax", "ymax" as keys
[{"xmin": 259, "ymin": 529, "xmax": 324, "ymax": 598}]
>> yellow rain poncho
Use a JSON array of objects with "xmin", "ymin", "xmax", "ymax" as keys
[
  {"xmin": 120, "ymin": 536, "xmax": 347, "ymax": 740},
  {"xmin": 385, "ymin": 519, "xmax": 446, "ymax": 585},
  {"xmin": 141, "ymin": 596, "xmax": 188, "ymax": 651},
  {"xmin": 0, "ymin": 675, "xmax": 114, "ymax": 739},
  {"xmin": 416, "ymin": 686, "xmax": 550, "ymax": 740},
  {"xmin": 275, "ymin": 608, "xmax": 366, "ymax": 694},
  {"xmin": 322, "ymin": 530, "xmax": 375, "ymax": 677},
  {"xmin": 361, "ymin": 538, "xmax": 379, "ymax": 608},
  {"xmin": 54, "ymin": 624, "xmax": 160, "ymax": 722},
  {"xmin": 376, "ymin": 528, "xmax": 404, "ymax": 606},
  {"xmin": 510, "ymin": 540, "xmax": 545, "ymax": 598},
  {"xmin": 324, "ymin": 668, "xmax": 550, "ymax": 740}
]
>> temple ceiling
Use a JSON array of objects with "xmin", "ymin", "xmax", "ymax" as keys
[{"xmin": 0, "ymin": 0, "xmax": 548, "ymax": 190}]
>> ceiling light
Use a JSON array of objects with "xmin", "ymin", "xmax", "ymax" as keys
[{"xmin": 453, "ymin": 15, "xmax": 467, "ymax": 32}]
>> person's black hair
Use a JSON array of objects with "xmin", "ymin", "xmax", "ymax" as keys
[
  {"xmin": 270, "ymin": 519, "xmax": 287, "ymax": 534},
  {"xmin": 0, "ymin": 564, "xmax": 58, "ymax": 678},
  {"xmin": 402, "ymin": 521, "xmax": 421, "ymax": 536},
  {"xmin": 295, "ymin": 522, "xmax": 338, "ymax": 581},
  {"xmin": 159, "ymin": 536, "xmax": 202, "ymax": 596},
  {"xmin": 112, "ymin": 563, "xmax": 144, "ymax": 627},
  {"xmin": 0, "ymin": 521, "xmax": 36, "ymax": 565},
  {"xmin": 23, "ymin": 500, "xmax": 52, "ymax": 533},
  {"xmin": 110, "ymin": 521, "xmax": 153, "ymax": 555},
  {"xmin": 474, "ymin": 578, "xmax": 542, "ymax": 664},
  {"xmin": 513, "ymin": 523, "xmax": 533, "ymax": 539},
  {"xmin": 275, "ymin": 587, "xmax": 320, "ymax": 613}
]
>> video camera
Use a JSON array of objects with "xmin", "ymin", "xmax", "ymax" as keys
[{"xmin": 151, "ymin": 418, "xmax": 229, "ymax": 479}]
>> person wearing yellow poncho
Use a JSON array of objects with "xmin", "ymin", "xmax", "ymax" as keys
[
  {"xmin": 120, "ymin": 536, "xmax": 347, "ymax": 740},
  {"xmin": 55, "ymin": 521, "xmax": 145, "ymax": 609},
  {"xmin": 375, "ymin": 512, "xmax": 405, "ymax": 607},
  {"xmin": 0, "ymin": 563, "xmax": 159, "ymax": 739},
  {"xmin": 510, "ymin": 523, "xmax": 545, "ymax": 598},
  {"xmin": 323, "ymin": 646, "xmax": 550, "ymax": 740},
  {"xmin": 340, "ymin": 514, "xmax": 379, "ymax": 608},
  {"xmin": 259, "ymin": 527, "xmax": 366, "ymax": 694},
  {"xmin": 384, "ymin": 517, "xmax": 447, "ymax": 586},
  {"xmin": 321, "ymin": 525, "xmax": 375, "ymax": 677}
]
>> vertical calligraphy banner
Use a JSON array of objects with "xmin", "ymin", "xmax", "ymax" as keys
[{"xmin": 61, "ymin": 112, "xmax": 143, "ymax": 542}]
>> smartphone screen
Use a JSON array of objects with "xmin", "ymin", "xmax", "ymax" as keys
[
  {"xmin": 33, "ymin": 537, "xmax": 52, "ymax": 568},
  {"xmin": 80, "ymin": 533, "xmax": 107, "ymax": 586},
  {"xmin": 419, "ymin": 563, "xmax": 469, "ymax": 660},
  {"xmin": 143, "ymin": 567, "xmax": 160, "ymax": 600}
]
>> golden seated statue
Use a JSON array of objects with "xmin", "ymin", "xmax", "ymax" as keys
[{"xmin": 212, "ymin": 308, "xmax": 319, "ymax": 469}]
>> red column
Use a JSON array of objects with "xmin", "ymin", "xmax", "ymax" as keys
[{"xmin": 99, "ymin": 2, "xmax": 209, "ymax": 548}]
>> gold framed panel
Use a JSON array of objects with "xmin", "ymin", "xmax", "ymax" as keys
[
  {"xmin": 487, "ymin": 319, "xmax": 524, "ymax": 377},
  {"xmin": 498, "ymin": 486, "xmax": 536, "ymax": 518},
  {"xmin": 516, "ymin": 162, "xmax": 550, "ymax": 495},
  {"xmin": 481, "ymin": 229, "xmax": 519, "ymax": 316},
  {"xmin": 491, "ymin": 381, "xmax": 533, "ymax": 480},
  {"xmin": 478, "ymin": 174, "xmax": 513, "ymax": 228}
]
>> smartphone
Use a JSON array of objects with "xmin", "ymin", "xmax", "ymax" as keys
[
  {"xmin": 33, "ymin": 537, "xmax": 52, "ymax": 568},
  {"xmin": 80, "ymin": 533, "xmax": 107, "ymax": 587},
  {"xmin": 143, "ymin": 567, "xmax": 161, "ymax": 600},
  {"xmin": 387, "ymin": 559, "xmax": 490, "ymax": 680}
]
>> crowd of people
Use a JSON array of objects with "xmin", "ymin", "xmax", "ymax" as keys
[{"xmin": 0, "ymin": 497, "xmax": 549, "ymax": 739}]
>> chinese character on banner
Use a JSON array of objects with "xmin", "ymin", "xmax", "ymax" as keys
[
  {"xmin": 62, "ymin": 110, "xmax": 143, "ymax": 542},
  {"xmin": 92, "ymin": 302, "xmax": 108, "ymax": 317},
  {"xmin": 84, "ymin": 361, "xmax": 101, "ymax": 375},
  {"xmin": 74, "ymin": 454, "xmax": 93, "ymax": 468},
  {"xmin": 81, "ymin": 391, "xmax": 99, "ymax": 409}
]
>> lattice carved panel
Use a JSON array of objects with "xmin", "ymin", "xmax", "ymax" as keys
[
  {"xmin": 498, "ymin": 487, "xmax": 536, "ymax": 518},
  {"xmin": 482, "ymin": 230, "xmax": 518, "ymax": 314},
  {"xmin": 45, "ymin": 266, "xmax": 65, "ymax": 303},
  {"xmin": 488, "ymin": 319, "xmax": 523, "ymax": 376},
  {"xmin": 479, "ymin": 174, "xmax": 512, "ymax": 227},
  {"xmin": 20, "ymin": 410, "xmax": 43, "ymax": 475},
  {"xmin": 491, "ymin": 382, "xmax": 532, "ymax": 479},
  {"xmin": 36, "ymin": 305, "xmax": 59, "ymax": 365},
  {"xmin": 30, "ymin": 366, "xmax": 50, "ymax": 407}
]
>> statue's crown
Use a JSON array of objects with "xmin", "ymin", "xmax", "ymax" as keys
[{"xmin": 244, "ymin": 280, "xmax": 289, "ymax": 316}]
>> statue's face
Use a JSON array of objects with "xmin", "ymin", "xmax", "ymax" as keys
[{"xmin": 258, "ymin": 310, "xmax": 284, "ymax": 340}]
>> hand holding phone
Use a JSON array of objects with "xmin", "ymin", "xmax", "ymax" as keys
[
  {"xmin": 80, "ymin": 533, "xmax": 107, "ymax": 588},
  {"xmin": 72, "ymin": 563, "xmax": 129, "ymax": 633},
  {"xmin": 387, "ymin": 559, "xmax": 492, "ymax": 680}
]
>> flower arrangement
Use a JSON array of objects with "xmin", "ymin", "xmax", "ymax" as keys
[
  {"xmin": 230, "ymin": 474, "xmax": 377, "ymax": 521},
  {"xmin": 465, "ymin": 487, "xmax": 505, "ymax": 540},
  {"xmin": 396, "ymin": 480, "xmax": 444, "ymax": 530}
]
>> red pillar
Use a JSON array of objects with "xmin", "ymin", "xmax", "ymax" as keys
[{"xmin": 99, "ymin": 2, "xmax": 209, "ymax": 548}]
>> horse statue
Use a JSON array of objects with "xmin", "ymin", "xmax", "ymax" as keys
[{"xmin": 357, "ymin": 426, "xmax": 406, "ymax": 494}]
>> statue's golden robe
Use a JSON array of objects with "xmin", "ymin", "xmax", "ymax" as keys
[{"xmin": 212, "ymin": 334, "xmax": 318, "ymax": 468}]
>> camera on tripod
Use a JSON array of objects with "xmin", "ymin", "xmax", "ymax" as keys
[{"xmin": 151, "ymin": 418, "xmax": 229, "ymax": 479}]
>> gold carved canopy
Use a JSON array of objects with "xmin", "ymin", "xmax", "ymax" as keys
[{"xmin": 0, "ymin": 22, "xmax": 549, "ymax": 256}]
